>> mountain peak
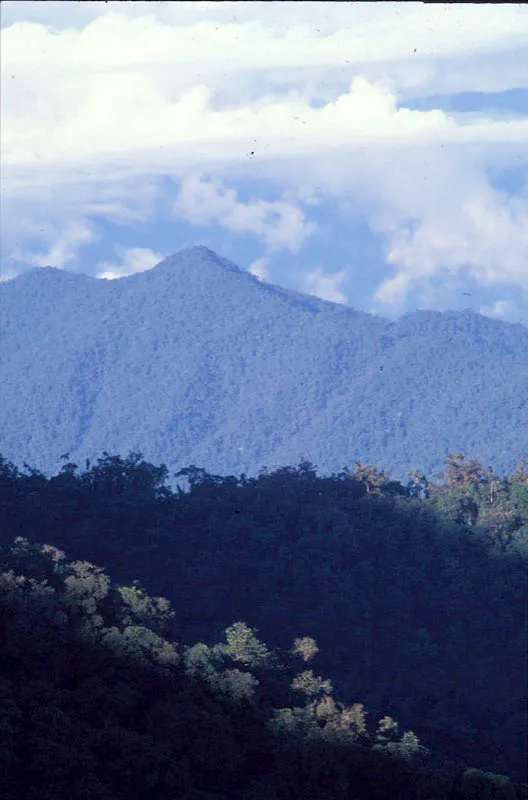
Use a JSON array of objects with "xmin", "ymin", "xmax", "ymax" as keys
[
  {"xmin": 179, "ymin": 244, "xmax": 221, "ymax": 259},
  {"xmin": 7, "ymin": 265, "xmax": 96, "ymax": 287},
  {"xmin": 155, "ymin": 245, "xmax": 243, "ymax": 276}
]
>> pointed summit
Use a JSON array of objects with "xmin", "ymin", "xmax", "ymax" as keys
[
  {"xmin": 179, "ymin": 244, "xmax": 222, "ymax": 259},
  {"xmin": 155, "ymin": 245, "xmax": 243, "ymax": 276}
]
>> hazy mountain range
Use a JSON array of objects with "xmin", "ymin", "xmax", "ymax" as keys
[{"xmin": 1, "ymin": 245, "xmax": 527, "ymax": 482}]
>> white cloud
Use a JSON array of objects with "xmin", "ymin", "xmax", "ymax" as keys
[
  {"xmin": 3, "ymin": 64, "xmax": 526, "ymax": 181},
  {"xmin": 173, "ymin": 177, "xmax": 316, "ymax": 253},
  {"xmin": 3, "ymin": 4, "xmax": 527, "ymax": 79},
  {"xmin": 248, "ymin": 257, "xmax": 269, "ymax": 282},
  {"xmin": 374, "ymin": 272, "xmax": 412, "ymax": 309},
  {"xmin": 1, "ymin": 2, "xmax": 527, "ymax": 305},
  {"xmin": 96, "ymin": 247, "xmax": 164, "ymax": 280},
  {"xmin": 3, "ymin": 6, "xmax": 528, "ymax": 180},
  {"xmin": 478, "ymin": 299, "xmax": 517, "ymax": 320},
  {"xmin": 11, "ymin": 221, "xmax": 96, "ymax": 268},
  {"xmin": 359, "ymin": 152, "xmax": 528, "ymax": 309},
  {"xmin": 304, "ymin": 267, "xmax": 347, "ymax": 305}
]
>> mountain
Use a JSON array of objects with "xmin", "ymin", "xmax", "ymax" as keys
[{"xmin": 1, "ymin": 245, "xmax": 527, "ymax": 481}]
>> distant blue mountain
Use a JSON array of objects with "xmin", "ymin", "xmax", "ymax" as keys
[{"xmin": 1, "ymin": 245, "xmax": 527, "ymax": 481}]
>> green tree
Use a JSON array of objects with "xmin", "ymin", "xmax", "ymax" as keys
[
  {"xmin": 507, "ymin": 459, "xmax": 528, "ymax": 487},
  {"xmin": 102, "ymin": 625, "xmax": 179, "ymax": 669},
  {"xmin": 62, "ymin": 561, "xmax": 111, "ymax": 626},
  {"xmin": 375, "ymin": 715, "xmax": 399, "ymax": 744},
  {"xmin": 461, "ymin": 768, "xmax": 516, "ymax": 799},
  {"xmin": 434, "ymin": 453, "xmax": 487, "ymax": 492},
  {"xmin": 291, "ymin": 670, "xmax": 333, "ymax": 700},
  {"xmin": 223, "ymin": 622, "xmax": 270, "ymax": 667},
  {"xmin": 183, "ymin": 642, "xmax": 219, "ymax": 681},
  {"xmin": 118, "ymin": 580, "xmax": 175, "ymax": 636},
  {"xmin": 211, "ymin": 668, "xmax": 259, "ymax": 705},
  {"xmin": 291, "ymin": 636, "xmax": 319, "ymax": 663}
]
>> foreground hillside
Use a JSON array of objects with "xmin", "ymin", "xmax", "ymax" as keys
[
  {"xmin": 4, "ymin": 535, "xmax": 526, "ymax": 799},
  {"xmin": 1, "ymin": 451, "xmax": 526, "ymax": 785},
  {"xmin": 1, "ymin": 245, "xmax": 527, "ymax": 480}
]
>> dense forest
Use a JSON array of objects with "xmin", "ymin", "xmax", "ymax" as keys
[
  {"xmin": 1, "ymin": 451, "xmax": 526, "ymax": 797},
  {"xmin": 2, "ymin": 247, "xmax": 527, "ymax": 483}
]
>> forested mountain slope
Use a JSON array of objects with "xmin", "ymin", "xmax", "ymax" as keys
[
  {"xmin": 1, "ymin": 452, "xmax": 526, "ymax": 784},
  {"xmin": 3, "ymin": 534, "xmax": 525, "ymax": 800},
  {"xmin": 1, "ymin": 245, "xmax": 527, "ymax": 481}
]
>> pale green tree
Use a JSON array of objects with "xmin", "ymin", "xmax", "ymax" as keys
[{"xmin": 223, "ymin": 622, "xmax": 270, "ymax": 666}]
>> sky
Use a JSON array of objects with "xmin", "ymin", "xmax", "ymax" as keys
[{"xmin": 1, "ymin": 1, "xmax": 528, "ymax": 324}]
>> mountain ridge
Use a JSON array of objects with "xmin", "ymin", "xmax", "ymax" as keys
[{"xmin": 1, "ymin": 246, "xmax": 526, "ymax": 481}]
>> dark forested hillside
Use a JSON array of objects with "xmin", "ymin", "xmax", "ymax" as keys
[
  {"xmin": 3, "ymin": 534, "xmax": 526, "ymax": 800},
  {"xmin": 1, "ymin": 245, "xmax": 527, "ymax": 481},
  {"xmin": 1, "ymin": 451, "xmax": 526, "ymax": 788}
]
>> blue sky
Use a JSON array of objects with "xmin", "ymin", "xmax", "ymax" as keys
[{"xmin": 1, "ymin": 1, "xmax": 527, "ymax": 324}]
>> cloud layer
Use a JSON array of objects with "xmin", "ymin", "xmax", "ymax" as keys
[{"xmin": 1, "ymin": 2, "xmax": 527, "ymax": 311}]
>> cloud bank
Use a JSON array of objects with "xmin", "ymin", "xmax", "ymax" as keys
[{"xmin": 1, "ymin": 2, "xmax": 527, "ymax": 309}]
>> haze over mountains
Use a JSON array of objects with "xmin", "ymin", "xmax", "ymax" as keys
[{"xmin": 1, "ymin": 245, "xmax": 527, "ymax": 482}]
